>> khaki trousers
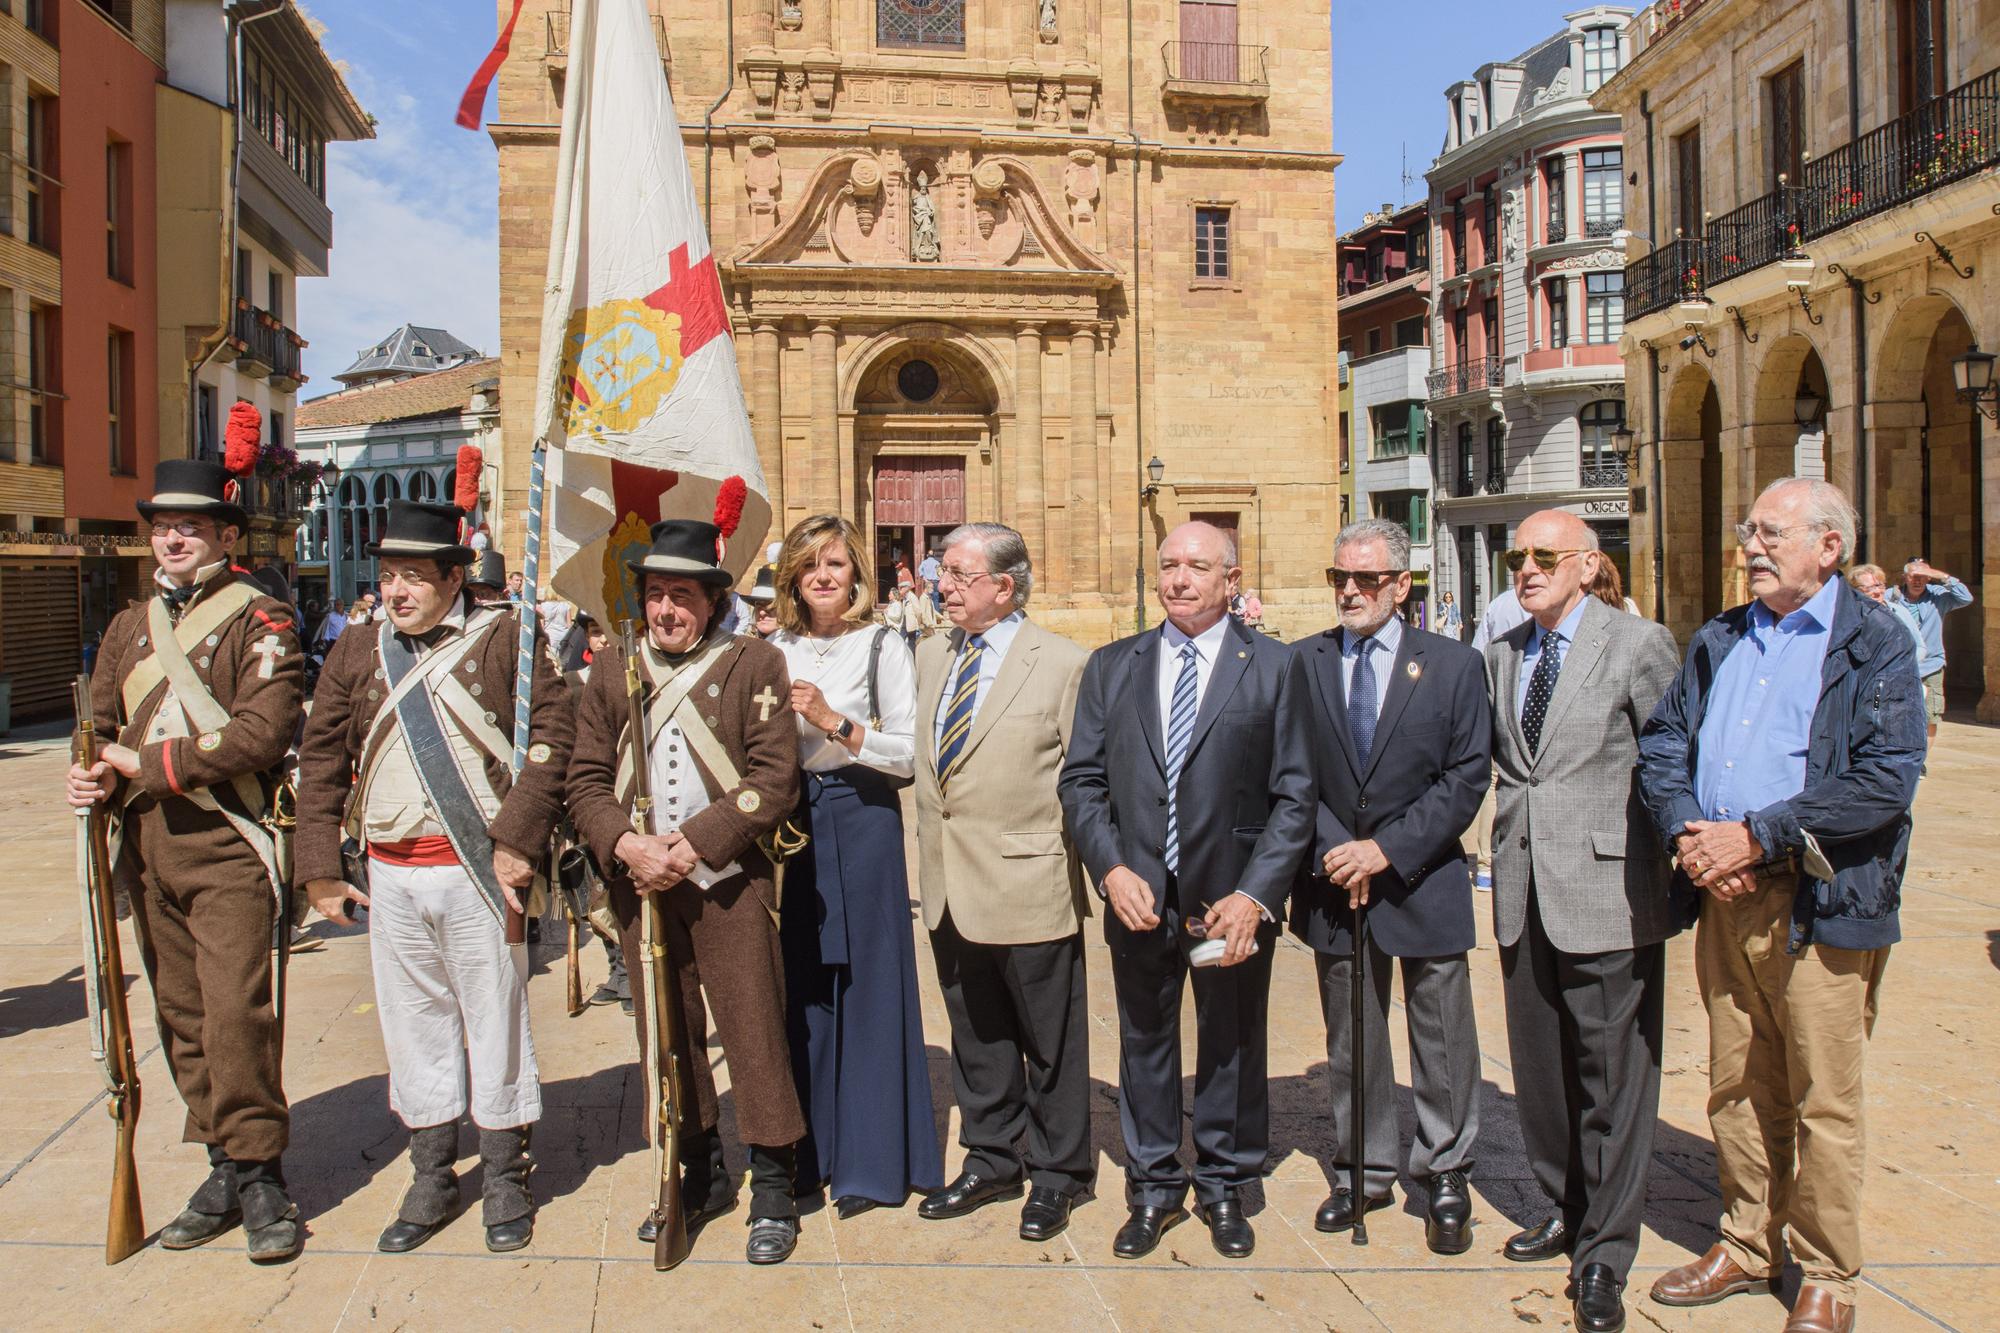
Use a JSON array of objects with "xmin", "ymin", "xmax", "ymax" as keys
[{"xmin": 1696, "ymin": 873, "xmax": 1888, "ymax": 1302}]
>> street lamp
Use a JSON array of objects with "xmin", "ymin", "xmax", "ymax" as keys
[
  {"xmin": 1141, "ymin": 454, "xmax": 1165, "ymax": 499},
  {"xmin": 1953, "ymin": 344, "xmax": 1999, "ymax": 421},
  {"xmin": 1793, "ymin": 388, "xmax": 1825, "ymax": 427},
  {"xmin": 1609, "ymin": 422, "xmax": 1636, "ymax": 456},
  {"xmin": 316, "ymin": 461, "xmax": 343, "ymax": 609},
  {"xmin": 1135, "ymin": 456, "xmax": 1166, "ymax": 631}
]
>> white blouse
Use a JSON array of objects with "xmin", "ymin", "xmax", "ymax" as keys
[{"xmin": 770, "ymin": 626, "xmax": 917, "ymax": 778}]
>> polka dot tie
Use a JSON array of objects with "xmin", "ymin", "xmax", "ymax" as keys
[{"xmin": 1521, "ymin": 630, "xmax": 1564, "ymax": 754}]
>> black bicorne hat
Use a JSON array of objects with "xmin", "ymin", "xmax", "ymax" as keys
[
  {"xmin": 137, "ymin": 459, "xmax": 250, "ymax": 531},
  {"xmin": 625, "ymin": 519, "xmax": 734, "ymax": 588},
  {"xmin": 467, "ymin": 550, "xmax": 508, "ymax": 590},
  {"xmin": 366, "ymin": 499, "xmax": 475, "ymax": 565}
]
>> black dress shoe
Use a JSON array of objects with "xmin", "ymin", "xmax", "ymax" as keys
[
  {"xmin": 160, "ymin": 1205, "xmax": 242, "ymax": 1250},
  {"xmin": 1314, "ymin": 1188, "xmax": 1393, "ymax": 1234},
  {"xmin": 378, "ymin": 1217, "xmax": 445, "ymax": 1254},
  {"xmin": 1504, "ymin": 1216, "xmax": 1569, "ymax": 1262},
  {"xmin": 486, "ymin": 1215, "xmax": 534, "ymax": 1253},
  {"xmin": 917, "ymin": 1171, "xmax": 1024, "ymax": 1220},
  {"xmin": 240, "ymin": 1183, "xmax": 302, "ymax": 1265},
  {"xmin": 1112, "ymin": 1204, "xmax": 1186, "ymax": 1259},
  {"xmin": 1018, "ymin": 1185, "xmax": 1072, "ymax": 1242},
  {"xmin": 1572, "ymin": 1262, "xmax": 1626, "ymax": 1332},
  {"xmin": 1425, "ymin": 1168, "xmax": 1473, "ymax": 1255},
  {"xmin": 745, "ymin": 1215, "xmax": 800, "ymax": 1264},
  {"xmin": 1197, "ymin": 1198, "xmax": 1255, "ymax": 1259},
  {"xmin": 834, "ymin": 1195, "xmax": 880, "ymax": 1220}
]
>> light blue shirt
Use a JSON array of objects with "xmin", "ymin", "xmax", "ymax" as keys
[
  {"xmin": 1890, "ymin": 577, "xmax": 1972, "ymax": 677},
  {"xmin": 1694, "ymin": 577, "xmax": 1841, "ymax": 823},
  {"xmin": 1338, "ymin": 615, "xmax": 1402, "ymax": 723},
  {"xmin": 1473, "ymin": 587, "xmax": 1529, "ymax": 653},
  {"xmin": 1515, "ymin": 597, "xmax": 1588, "ymax": 718},
  {"xmin": 932, "ymin": 610, "xmax": 1024, "ymax": 745}
]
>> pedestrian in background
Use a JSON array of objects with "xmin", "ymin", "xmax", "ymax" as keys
[{"xmin": 1888, "ymin": 557, "xmax": 1973, "ymax": 743}]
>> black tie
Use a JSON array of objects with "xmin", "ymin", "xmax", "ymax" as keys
[{"xmin": 1521, "ymin": 630, "xmax": 1564, "ymax": 753}]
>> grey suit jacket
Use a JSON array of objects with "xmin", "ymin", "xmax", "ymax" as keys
[{"xmin": 1485, "ymin": 596, "xmax": 1682, "ymax": 954}]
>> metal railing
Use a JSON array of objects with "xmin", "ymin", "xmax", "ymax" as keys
[
  {"xmin": 1450, "ymin": 468, "xmax": 1480, "ymax": 498},
  {"xmin": 231, "ymin": 306, "xmax": 304, "ymax": 384},
  {"xmin": 1583, "ymin": 217, "xmax": 1621, "ymax": 239},
  {"xmin": 1626, "ymin": 66, "xmax": 2000, "ymax": 320},
  {"xmin": 1485, "ymin": 460, "xmax": 1508, "ymax": 494},
  {"xmin": 547, "ymin": 7, "xmax": 670, "ymax": 63},
  {"xmin": 1162, "ymin": 41, "xmax": 1270, "ymax": 87},
  {"xmin": 1581, "ymin": 455, "xmax": 1631, "ymax": 488},
  {"xmin": 1425, "ymin": 356, "xmax": 1502, "ymax": 399}
]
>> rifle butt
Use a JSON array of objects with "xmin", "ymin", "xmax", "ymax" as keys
[
  {"xmin": 104, "ymin": 1114, "xmax": 145, "ymax": 1264},
  {"xmin": 565, "ymin": 916, "xmax": 584, "ymax": 1017}
]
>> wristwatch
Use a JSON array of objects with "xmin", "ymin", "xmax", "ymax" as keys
[{"xmin": 827, "ymin": 717, "xmax": 855, "ymax": 743}]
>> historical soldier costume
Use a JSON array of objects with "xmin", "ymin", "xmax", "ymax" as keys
[
  {"xmin": 71, "ymin": 459, "xmax": 305, "ymax": 1262},
  {"xmin": 565, "ymin": 519, "xmax": 808, "ymax": 1264},
  {"xmin": 294, "ymin": 500, "xmax": 573, "ymax": 1255}
]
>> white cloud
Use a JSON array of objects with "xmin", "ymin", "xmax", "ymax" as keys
[{"xmin": 295, "ymin": 67, "xmax": 499, "ymax": 388}]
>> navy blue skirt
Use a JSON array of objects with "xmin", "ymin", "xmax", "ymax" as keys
[{"xmin": 780, "ymin": 765, "xmax": 943, "ymax": 1203}]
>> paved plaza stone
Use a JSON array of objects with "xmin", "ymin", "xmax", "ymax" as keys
[{"xmin": 0, "ymin": 719, "xmax": 1994, "ymax": 1330}]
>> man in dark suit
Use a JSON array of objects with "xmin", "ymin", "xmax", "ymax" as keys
[
  {"xmin": 1059, "ymin": 521, "xmax": 1313, "ymax": 1262},
  {"xmin": 1290, "ymin": 519, "xmax": 1490, "ymax": 1255}
]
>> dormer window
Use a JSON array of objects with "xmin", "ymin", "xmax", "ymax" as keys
[{"xmin": 1581, "ymin": 26, "xmax": 1620, "ymax": 92}]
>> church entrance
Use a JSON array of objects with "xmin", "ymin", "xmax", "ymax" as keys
[{"xmin": 873, "ymin": 454, "xmax": 965, "ymax": 600}]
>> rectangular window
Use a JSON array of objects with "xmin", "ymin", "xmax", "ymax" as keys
[
  {"xmin": 25, "ymin": 92, "xmax": 53, "ymax": 250},
  {"xmin": 1582, "ymin": 147, "xmax": 1622, "ymax": 231},
  {"xmin": 1672, "ymin": 128, "xmax": 1703, "ymax": 237},
  {"xmin": 1370, "ymin": 402, "xmax": 1425, "ymax": 460},
  {"xmin": 1486, "ymin": 417, "xmax": 1505, "ymax": 484},
  {"xmin": 879, "ymin": 0, "xmax": 966, "ymax": 50},
  {"xmin": 27, "ymin": 302, "xmax": 51, "ymax": 460},
  {"xmin": 1394, "ymin": 315, "xmax": 1426, "ymax": 348},
  {"xmin": 1456, "ymin": 421, "xmax": 1475, "ymax": 492},
  {"xmin": 1194, "ymin": 206, "xmax": 1231, "ymax": 280},
  {"xmin": 1581, "ymin": 26, "xmax": 1621, "ymax": 93},
  {"xmin": 1586, "ymin": 271, "xmax": 1625, "ymax": 342},
  {"xmin": 197, "ymin": 383, "xmax": 219, "ymax": 461},
  {"xmin": 1451, "ymin": 306, "xmax": 1467, "ymax": 361},
  {"xmin": 1482, "ymin": 191, "xmax": 1497, "ymax": 264},
  {"xmin": 1548, "ymin": 277, "xmax": 1569, "ymax": 348},
  {"xmin": 1892, "ymin": 0, "xmax": 1948, "ymax": 114},
  {"xmin": 1545, "ymin": 156, "xmax": 1566, "ymax": 241},
  {"xmin": 1407, "ymin": 226, "xmax": 1428, "ymax": 272},
  {"xmin": 1178, "ymin": 1, "xmax": 1241, "ymax": 78},
  {"xmin": 267, "ymin": 269, "xmax": 284, "ymax": 322},
  {"xmin": 1367, "ymin": 245, "xmax": 1385, "ymax": 284},
  {"xmin": 1481, "ymin": 297, "xmax": 1498, "ymax": 358},
  {"xmin": 1767, "ymin": 61, "xmax": 1805, "ymax": 189},
  {"xmin": 1366, "ymin": 327, "xmax": 1383, "ymax": 356},
  {"xmin": 108, "ymin": 331, "xmax": 135, "ymax": 474},
  {"xmin": 236, "ymin": 247, "xmax": 252, "ymax": 305},
  {"xmin": 1451, "ymin": 204, "xmax": 1467, "ymax": 274},
  {"xmin": 1371, "ymin": 490, "xmax": 1428, "ymax": 544},
  {"xmin": 106, "ymin": 140, "xmax": 134, "ymax": 282}
]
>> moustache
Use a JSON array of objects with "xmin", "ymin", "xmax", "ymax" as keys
[{"xmin": 1748, "ymin": 557, "xmax": 1779, "ymax": 575}]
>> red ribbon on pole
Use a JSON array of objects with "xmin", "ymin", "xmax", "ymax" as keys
[{"xmin": 455, "ymin": 0, "xmax": 528, "ymax": 131}]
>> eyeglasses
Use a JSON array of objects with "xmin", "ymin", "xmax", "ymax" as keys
[
  {"xmin": 1503, "ymin": 547, "xmax": 1586, "ymax": 572},
  {"xmin": 150, "ymin": 520, "xmax": 215, "ymax": 538},
  {"xmin": 1733, "ymin": 521, "xmax": 1821, "ymax": 548},
  {"xmin": 935, "ymin": 566, "xmax": 994, "ymax": 587},
  {"xmin": 1324, "ymin": 567, "xmax": 1400, "ymax": 593}
]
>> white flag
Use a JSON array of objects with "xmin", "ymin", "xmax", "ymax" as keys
[{"xmin": 535, "ymin": 0, "xmax": 770, "ymax": 629}]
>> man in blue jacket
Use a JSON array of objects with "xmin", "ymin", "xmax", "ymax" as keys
[{"xmin": 1636, "ymin": 478, "xmax": 1924, "ymax": 1333}]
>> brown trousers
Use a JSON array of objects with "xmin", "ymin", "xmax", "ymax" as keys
[
  {"xmin": 612, "ymin": 872, "xmax": 805, "ymax": 1149},
  {"xmin": 118, "ymin": 796, "xmax": 287, "ymax": 1162},
  {"xmin": 1697, "ymin": 872, "xmax": 1888, "ymax": 1303}
]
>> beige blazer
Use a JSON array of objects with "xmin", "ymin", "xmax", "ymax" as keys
[{"xmin": 914, "ymin": 616, "xmax": 1091, "ymax": 945}]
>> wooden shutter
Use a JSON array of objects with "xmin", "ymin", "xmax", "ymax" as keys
[
  {"xmin": 1673, "ymin": 129, "xmax": 1704, "ymax": 236},
  {"xmin": 1178, "ymin": 2, "xmax": 1239, "ymax": 81},
  {"xmin": 0, "ymin": 562, "xmax": 82, "ymax": 720},
  {"xmin": 1769, "ymin": 62, "xmax": 1804, "ymax": 188}
]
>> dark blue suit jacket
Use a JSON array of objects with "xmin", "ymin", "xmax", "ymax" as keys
[
  {"xmin": 1288, "ymin": 623, "xmax": 1491, "ymax": 959},
  {"xmin": 1058, "ymin": 616, "xmax": 1313, "ymax": 940}
]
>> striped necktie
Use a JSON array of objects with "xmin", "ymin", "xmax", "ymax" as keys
[
  {"xmin": 1163, "ymin": 641, "xmax": 1200, "ymax": 874},
  {"xmin": 937, "ymin": 634, "xmax": 985, "ymax": 788}
]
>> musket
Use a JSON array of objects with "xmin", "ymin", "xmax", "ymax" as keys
[
  {"xmin": 1349, "ymin": 897, "xmax": 1370, "ymax": 1246},
  {"xmin": 621, "ymin": 623, "xmax": 689, "ymax": 1271},
  {"xmin": 268, "ymin": 779, "xmax": 297, "ymax": 1041},
  {"xmin": 72, "ymin": 675, "xmax": 146, "ymax": 1265},
  {"xmin": 556, "ymin": 833, "xmax": 585, "ymax": 1017}
]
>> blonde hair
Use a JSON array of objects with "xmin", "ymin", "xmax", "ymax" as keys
[
  {"xmin": 1849, "ymin": 563, "xmax": 1886, "ymax": 584},
  {"xmin": 775, "ymin": 514, "xmax": 876, "ymax": 635}
]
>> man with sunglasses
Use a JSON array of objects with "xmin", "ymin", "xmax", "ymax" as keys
[
  {"xmin": 1485, "ymin": 509, "xmax": 1681, "ymax": 1333},
  {"xmin": 1289, "ymin": 520, "xmax": 1491, "ymax": 1254},
  {"xmin": 1638, "ymin": 479, "xmax": 1924, "ymax": 1333}
]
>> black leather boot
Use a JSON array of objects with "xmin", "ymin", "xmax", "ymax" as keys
[
  {"xmin": 238, "ymin": 1164, "xmax": 302, "ymax": 1264},
  {"xmin": 480, "ymin": 1125, "xmax": 535, "ymax": 1253},
  {"xmin": 161, "ymin": 1145, "xmax": 241, "ymax": 1250},
  {"xmin": 379, "ymin": 1122, "xmax": 459, "ymax": 1253},
  {"xmin": 745, "ymin": 1143, "xmax": 801, "ymax": 1264}
]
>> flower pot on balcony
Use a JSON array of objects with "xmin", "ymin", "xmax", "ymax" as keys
[
  {"xmin": 1779, "ymin": 255, "xmax": 1814, "ymax": 278},
  {"xmin": 1674, "ymin": 299, "xmax": 1715, "ymax": 327}
]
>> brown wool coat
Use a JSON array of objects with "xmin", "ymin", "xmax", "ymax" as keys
[
  {"xmin": 87, "ymin": 569, "xmax": 304, "ymax": 809},
  {"xmin": 293, "ymin": 599, "xmax": 574, "ymax": 888}
]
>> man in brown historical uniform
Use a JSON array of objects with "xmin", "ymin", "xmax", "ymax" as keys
[
  {"xmin": 295, "ymin": 499, "xmax": 572, "ymax": 1256},
  {"xmin": 65, "ymin": 459, "xmax": 306, "ymax": 1263},
  {"xmin": 565, "ymin": 519, "xmax": 807, "ymax": 1265}
]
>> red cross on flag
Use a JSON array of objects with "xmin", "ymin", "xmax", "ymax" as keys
[{"xmin": 528, "ymin": 0, "xmax": 770, "ymax": 628}]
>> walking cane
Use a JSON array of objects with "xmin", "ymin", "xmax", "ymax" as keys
[{"xmin": 1349, "ymin": 896, "xmax": 1370, "ymax": 1246}]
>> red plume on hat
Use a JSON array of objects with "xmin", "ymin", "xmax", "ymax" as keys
[
  {"xmin": 224, "ymin": 401, "xmax": 262, "ymax": 476},
  {"xmin": 712, "ymin": 475, "xmax": 747, "ymax": 562},
  {"xmin": 455, "ymin": 444, "xmax": 484, "ymax": 512}
]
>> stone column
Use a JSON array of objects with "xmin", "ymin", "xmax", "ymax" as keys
[
  {"xmin": 1015, "ymin": 322, "xmax": 1046, "ymax": 574},
  {"xmin": 1069, "ymin": 323, "xmax": 1100, "ymax": 591},
  {"xmin": 752, "ymin": 320, "xmax": 784, "ymax": 524},
  {"xmin": 811, "ymin": 321, "xmax": 839, "ymax": 514}
]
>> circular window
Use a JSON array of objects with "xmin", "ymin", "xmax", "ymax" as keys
[{"xmin": 897, "ymin": 359, "xmax": 941, "ymax": 403}]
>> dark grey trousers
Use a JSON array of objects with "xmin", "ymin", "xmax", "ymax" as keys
[{"xmin": 1315, "ymin": 941, "xmax": 1481, "ymax": 1200}]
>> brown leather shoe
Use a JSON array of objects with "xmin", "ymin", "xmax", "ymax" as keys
[
  {"xmin": 1783, "ymin": 1286, "xmax": 1855, "ymax": 1333},
  {"xmin": 1648, "ymin": 1244, "xmax": 1776, "ymax": 1307}
]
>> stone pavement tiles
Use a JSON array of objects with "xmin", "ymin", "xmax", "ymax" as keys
[{"xmin": 0, "ymin": 719, "xmax": 1995, "ymax": 1330}]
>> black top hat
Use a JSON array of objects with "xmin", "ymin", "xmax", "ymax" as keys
[
  {"xmin": 366, "ymin": 499, "xmax": 475, "ymax": 564},
  {"xmin": 137, "ymin": 459, "xmax": 250, "ymax": 531},
  {"xmin": 626, "ymin": 519, "xmax": 733, "ymax": 588},
  {"xmin": 467, "ymin": 550, "xmax": 508, "ymax": 590},
  {"xmin": 746, "ymin": 563, "xmax": 777, "ymax": 604}
]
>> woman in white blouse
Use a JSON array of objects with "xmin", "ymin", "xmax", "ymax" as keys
[{"xmin": 768, "ymin": 515, "xmax": 943, "ymax": 1218}]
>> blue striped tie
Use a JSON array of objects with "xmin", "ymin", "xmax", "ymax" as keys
[
  {"xmin": 1163, "ymin": 641, "xmax": 1200, "ymax": 874},
  {"xmin": 937, "ymin": 634, "xmax": 985, "ymax": 789}
]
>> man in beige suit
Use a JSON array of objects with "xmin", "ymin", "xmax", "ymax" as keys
[{"xmin": 913, "ymin": 523, "xmax": 1094, "ymax": 1243}]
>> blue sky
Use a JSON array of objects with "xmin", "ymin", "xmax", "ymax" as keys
[{"xmin": 297, "ymin": 2, "xmax": 1577, "ymax": 382}]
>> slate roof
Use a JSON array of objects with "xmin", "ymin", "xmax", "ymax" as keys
[
  {"xmin": 299, "ymin": 357, "xmax": 499, "ymax": 429},
  {"xmin": 334, "ymin": 325, "xmax": 484, "ymax": 385}
]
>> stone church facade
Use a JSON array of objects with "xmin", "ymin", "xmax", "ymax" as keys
[{"xmin": 492, "ymin": 0, "xmax": 1338, "ymax": 641}]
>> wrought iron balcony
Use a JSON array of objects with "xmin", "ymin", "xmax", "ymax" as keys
[
  {"xmin": 1485, "ymin": 460, "xmax": 1508, "ymax": 494},
  {"xmin": 1581, "ymin": 454, "xmax": 1631, "ymax": 489},
  {"xmin": 1450, "ymin": 468, "xmax": 1480, "ymax": 499},
  {"xmin": 546, "ymin": 6, "xmax": 669, "ymax": 69},
  {"xmin": 230, "ymin": 304, "xmax": 306, "ymax": 390},
  {"xmin": 1161, "ymin": 41, "xmax": 1270, "ymax": 95},
  {"xmin": 1583, "ymin": 217, "xmax": 1621, "ymax": 239},
  {"xmin": 1625, "ymin": 65, "xmax": 2000, "ymax": 321},
  {"xmin": 1425, "ymin": 356, "xmax": 1502, "ymax": 399}
]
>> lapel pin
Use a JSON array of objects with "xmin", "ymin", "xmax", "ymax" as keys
[
  {"xmin": 1237, "ymin": 650, "xmax": 1247, "ymax": 659},
  {"xmin": 1406, "ymin": 661, "xmax": 1422, "ymax": 680}
]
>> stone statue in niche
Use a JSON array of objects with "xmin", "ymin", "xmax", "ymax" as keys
[
  {"xmin": 778, "ymin": 2, "xmax": 802, "ymax": 32},
  {"xmin": 1039, "ymin": 0, "xmax": 1058, "ymax": 42},
  {"xmin": 910, "ymin": 172, "xmax": 940, "ymax": 261},
  {"xmin": 1063, "ymin": 149, "xmax": 1100, "ymax": 249},
  {"xmin": 1502, "ymin": 186, "xmax": 1523, "ymax": 264}
]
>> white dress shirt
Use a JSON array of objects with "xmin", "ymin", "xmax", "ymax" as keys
[
  {"xmin": 646, "ymin": 709, "xmax": 740, "ymax": 890},
  {"xmin": 1338, "ymin": 614, "xmax": 1403, "ymax": 723},
  {"xmin": 771, "ymin": 627, "xmax": 917, "ymax": 777},
  {"xmin": 1157, "ymin": 615, "xmax": 1233, "ymax": 739},
  {"xmin": 932, "ymin": 610, "xmax": 1024, "ymax": 746}
]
